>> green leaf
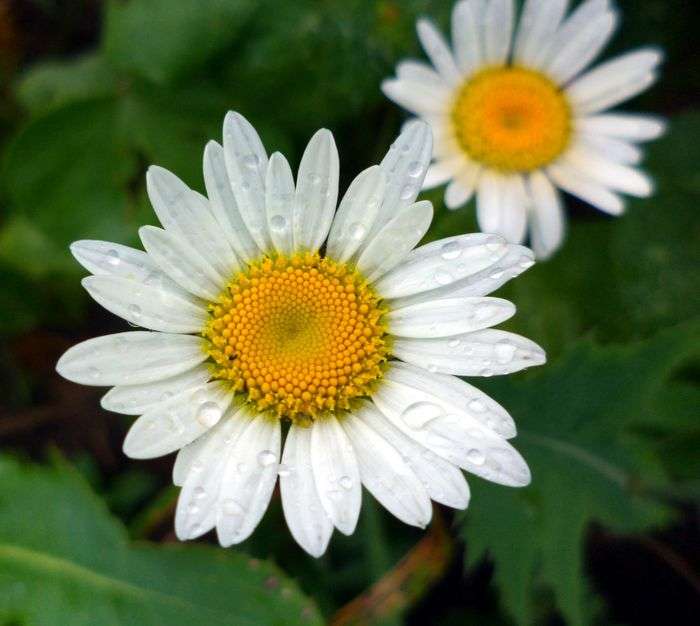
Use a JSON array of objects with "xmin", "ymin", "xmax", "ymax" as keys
[
  {"xmin": 459, "ymin": 321, "xmax": 699, "ymax": 626},
  {"xmin": 103, "ymin": 0, "xmax": 256, "ymax": 85},
  {"xmin": 0, "ymin": 455, "xmax": 323, "ymax": 626}
]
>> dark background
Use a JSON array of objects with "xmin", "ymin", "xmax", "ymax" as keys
[{"xmin": 0, "ymin": 1, "xmax": 698, "ymax": 625}]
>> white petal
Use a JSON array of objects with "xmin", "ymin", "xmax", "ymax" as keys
[
  {"xmin": 444, "ymin": 162, "xmax": 481, "ymax": 209},
  {"xmin": 173, "ymin": 429, "xmax": 214, "ymax": 487},
  {"xmin": 373, "ymin": 384, "xmax": 530, "ymax": 487},
  {"xmin": 389, "ymin": 243, "xmax": 534, "ymax": 305},
  {"xmin": 375, "ymin": 233, "xmax": 508, "ymax": 299},
  {"xmin": 377, "ymin": 121, "xmax": 433, "ymax": 229},
  {"xmin": 381, "ymin": 79, "xmax": 451, "ymax": 116},
  {"xmin": 545, "ymin": 9, "xmax": 617, "ymax": 85},
  {"xmin": 139, "ymin": 226, "xmax": 223, "ymax": 300},
  {"xmin": 476, "ymin": 173, "xmax": 528, "ymax": 244},
  {"xmin": 310, "ymin": 416, "xmax": 361, "ymax": 535},
  {"xmin": 175, "ymin": 409, "xmax": 253, "ymax": 540},
  {"xmin": 382, "ymin": 361, "xmax": 516, "ymax": 438},
  {"xmin": 280, "ymin": 425, "xmax": 333, "ymax": 557},
  {"xmin": 396, "ymin": 60, "xmax": 449, "ymax": 90},
  {"xmin": 387, "ymin": 297, "xmax": 515, "ymax": 338},
  {"xmin": 483, "ymin": 0, "xmax": 515, "ymax": 65},
  {"xmin": 216, "ymin": 417, "xmax": 281, "ymax": 546},
  {"xmin": 535, "ymin": 0, "xmax": 610, "ymax": 69},
  {"xmin": 82, "ymin": 275, "xmax": 205, "ymax": 333},
  {"xmin": 101, "ymin": 365, "xmax": 211, "ymax": 415},
  {"xmin": 576, "ymin": 113, "xmax": 667, "ymax": 142},
  {"xmin": 203, "ymin": 141, "xmax": 261, "ymax": 262},
  {"xmin": 578, "ymin": 133, "xmax": 643, "ymax": 165},
  {"xmin": 416, "ymin": 18, "xmax": 462, "ymax": 85},
  {"xmin": 326, "ymin": 165, "xmax": 385, "ymax": 262},
  {"xmin": 70, "ymin": 241, "xmax": 165, "ymax": 282},
  {"xmin": 56, "ymin": 331, "xmax": 207, "ymax": 386},
  {"xmin": 359, "ymin": 400, "xmax": 470, "ymax": 509},
  {"xmin": 513, "ymin": 0, "xmax": 568, "ymax": 67},
  {"xmin": 123, "ymin": 381, "xmax": 233, "ymax": 459},
  {"xmin": 527, "ymin": 171, "xmax": 565, "ymax": 260},
  {"xmin": 567, "ymin": 49, "xmax": 663, "ymax": 113},
  {"xmin": 451, "ymin": 0, "xmax": 485, "ymax": 76},
  {"xmin": 293, "ymin": 129, "xmax": 339, "ymax": 253},
  {"xmin": 392, "ymin": 329, "xmax": 546, "ymax": 376},
  {"xmin": 547, "ymin": 161, "xmax": 625, "ymax": 215},
  {"xmin": 357, "ymin": 200, "xmax": 433, "ymax": 283},
  {"xmin": 223, "ymin": 111, "xmax": 271, "ymax": 251},
  {"xmin": 146, "ymin": 166, "xmax": 238, "ymax": 279},
  {"xmin": 563, "ymin": 147, "xmax": 653, "ymax": 197},
  {"xmin": 265, "ymin": 152, "xmax": 296, "ymax": 256},
  {"xmin": 343, "ymin": 409, "xmax": 432, "ymax": 528},
  {"xmin": 423, "ymin": 159, "xmax": 459, "ymax": 190}
]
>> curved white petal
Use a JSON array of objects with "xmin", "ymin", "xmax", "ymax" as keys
[
  {"xmin": 293, "ymin": 129, "xmax": 339, "ymax": 253},
  {"xmin": 216, "ymin": 416, "xmax": 281, "ymax": 546},
  {"xmin": 359, "ymin": 400, "xmax": 470, "ymax": 509},
  {"xmin": 342, "ymin": 409, "xmax": 432, "ymax": 528},
  {"xmin": 70, "ymin": 241, "xmax": 166, "ymax": 283},
  {"xmin": 381, "ymin": 79, "xmax": 450, "ymax": 116},
  {"xmin": 423, "ymin": 159, "xmax": 459, "ymax": 190},
  {"xmin": 389, "ymin": 243, "xmax": 534, "ymax": 306},
  {"xmin": 476, "ymin": 173, "xmax": 528, "ymax": 244},
  {"xmin": 82, "ymin": 275, "xmax": 205, "ymax": 333},
  {"xmin": 545, "ymin": 9, "xmax": 617, "ymax": 85},
  {"xmin": 387, "ymin": 297, "xmax": 515, "ymax": 338},
  {"xmin": 175, "ymin": 409, "xmax": 253, "ymax": 540},
  {"xmin": 527, "ymin": 171, "xmax": 565, "ymax": 260},
  {"xmin": 377, "ymin": 120, "xmax": 433, "ymax": 230},
  {"xmin": 223, "ymin": 111, "xmax": 271, "ymax": 251},
  {"xmin": 203, "ymin": 141, "xmax": 261, "ymax": 262},
  {"xmin": 373, "ymin": 385, "xmax": 531, "ymax": 487},
  {"xmin": 310, "ymin": 415, "xmax": 361, "ymax": 535},
  {"xmin": 375, "ymin": 233, "xmax": 508, "ymax": 299},
  {"xmin": 265, "ymin": 152, "xmax": 296, "ymax": 256},
  {"xmin": 123, "ymin": 381, "xmax": 233, "ymax": 459},
  {"xmin": 483, "ymin": 0, "xmax": 514, "ymax": 65},
  {"xmin": 567, "ymin": 49, "xmax": 663, "ymax": 114},
  {"xmin": 578, "ymin": 134, "xmax": 643, "ymax": 165},
  {"xmin": 452, "ymin": 0, "xmax": 485, "ymax": 76},
  {"xmin": 326, "ymin": 166, "xmax": 385, "ymax": 262},
  {"xmin": 563, "ymin": 148, "xmax": 653, "ymax": 197},
  {"xmin": 357, "ymin": 200, "xmax": 433, "ymax": 283},
  {"xmin": 547, "ymin": 161, "xmax": 624, "ymax": 215},
  {"xmin": 392, "ymin": 329, "xmax": 546, "ymax": 376},
  {"xmin": 576, "ymin": 114, "xmax": 667, "ymax": 142},
  {"xmin": 173, "ymin": 426, "xmax": 217, "ymax": 487},
  {"xmin": 101, "ymin": 365, "xmax": 211, "ymax": 415},
  {"xmin": 139, "ymin": 226, "xmax": 223, "ymax": 300},
  {"xmin": 396, "ymin": 60, "xmax": 448, "ymax": 90},
  {"xmin": 416, "ymin": 18, "xmax": 461, "ymax": 85},
  {"xmin": 513, "ymin": 0, "xmax": 568, "ymax": 67},
  {"xmin": 56, "ymin": 331, "xmax": 207, "ymax": 386},
  {"xmin": 146, "ymin": 166, "xmax": 238, "ymax": 279},
  {"xmin": 280, "ymin": 424, "xmax": 333, "ymax": 557},
  {"xmin": 382, "ymin": 361, "xmax": 516, "ymax": 438}
]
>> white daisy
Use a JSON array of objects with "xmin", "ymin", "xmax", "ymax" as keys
[
  {"xmin": 382, "ymin": 0, "xmax": 665, "ymax": 259},
  {"xmin": 56, "ymin": 112, "xmax": 545, "ymax": 557}
]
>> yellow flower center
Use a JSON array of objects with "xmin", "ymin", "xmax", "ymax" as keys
[
  {"xmin": 451, "ymin": 66, "xmax": 572, "ymax": 172},
  {"xmin": 203, "ymin": 253, "xmax": 389, "ymax": 423}
]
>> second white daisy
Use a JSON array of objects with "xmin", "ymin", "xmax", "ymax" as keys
[{"xmin": 382, "ymin": 0, "xmax": 665, "ymax": 258}]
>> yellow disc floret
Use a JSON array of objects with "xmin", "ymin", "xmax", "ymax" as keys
[
  {"xmin": 203, "ymin": 253, "xmax": 389, "ymax": 423},
  {"xmin": 452, "ymin": 66, "xmax": 572, "ymax": 172}
]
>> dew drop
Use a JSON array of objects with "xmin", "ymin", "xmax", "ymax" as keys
[
  {"xmin": 467, "ymin": 448, "xmax": 486, "ymax": 465},
  {"xmin": 407, "ymin": 161, "xmax": 423, "ymax": 178},
  {"xmin": 243, "ymin": 153, "xmax": 260, "ymax": 169},
  {"xmin": 434, "ymin": 269, "xmax": 453, "ymax": 286},
  {"xmin": 221, "ymin": 498, "xmax": 244, "ymax": 516},
  {"xmin": 87, "ymin": 366, "xmax": 101, "ymax": 380},
  {"xmin": 308, "ymin": 173, "xmax": 322, "ymax": 185},
  {"xmin": 401, "ymin": 401, "xmax": 444, "ymax": 429},
  {"xmin": 196, "ymin": 401, "xmax": 222, "ymax": 428},
  {"xmin": 187, "ymin": 502, "xmax": 200, "ymax": 515},
  {"xmin": 127, "ymin": 304, "xmax": 141, "ymax": 319},
  {"xmin": 347, "ymin": 222, "xmax": 366, "ymax": 241},
  {"xmin": 258, "ymin": 450, "xmax": 277, "ymax": 467},
  {"xmin": 190, "ymin": 388, "xmax": 208, "ymax": 404},
  {"xmin": 427, "ymin": 363, "xmax": 439, "ymax": 373},
  {"xmin": 490, "ymin": 270, "xmax": 505, "ymax": 280},
  {"xmin": 495, "ymin": 341, "xmax": 517, "ymax": 364},
  {"xmin": 160, "ymin": 390, "xmax": 174, "ymax": 402},
  {"xmin": 440, "ymin": 241, "xmax": 462, "ymax": 260},
  {"xmin": 468, "ymin": 398, "xmax": 486, "ymax": 413},
  {"xmin": 191, "ymin": 460, "xmax": 204, "ymax": 473},
  {"xmin": 339, "ymin": 475, "xmax": 353, "ymax": 490},
  {"xmin": 447, "ymin": 338, "xmax": 460, "ymax": 348},
  {"xmin": 236, "ymin": 462, "xmax": 248, "ymax": 473},
  {"xmin": 105, "ymin": 249, "xmax": 121, "ymax": 266},
  {"xmin": 400, "ymin": 183, "xmax": 415, "ymax": 200},
  {"xmin": 193, "ymin": 486, "xmax": 206, "ymax": 499},
  {"xmin": 277, "ymin": 463, "xmax": 292, "ymax": 477},
  {"xmin": 270, "ymin": 214, "xmax": 287, "ymax": 233}
]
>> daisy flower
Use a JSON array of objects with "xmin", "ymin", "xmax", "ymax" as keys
[
  {"xmin": 382, "ymin": 0, "xmax": 665, "ymax": 258},
  {"xmin": 56, "ymin": 112, "xmax": 545, "ymax": 557}
]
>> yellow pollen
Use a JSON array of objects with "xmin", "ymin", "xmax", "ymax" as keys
[
  {"xmin": 203, "ymin": 252, "xmax": 389, "ymax": 423},
  {"xmin": 451, "ymin": 66, "xmax": 572, "ymax": 172}
]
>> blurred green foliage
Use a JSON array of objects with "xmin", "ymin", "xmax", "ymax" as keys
[{"xmin": 0, "ymin": 1, "xmax": 698, "ymax": 625}]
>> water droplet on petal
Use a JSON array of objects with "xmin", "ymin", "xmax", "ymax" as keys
[
  {"xmin": 339, "ymin": 475, "xmax": 353, "ymax": 490},
  {"xmin": 87, "ymin": 366, "xmax": 101, "ymax": 379},
  {"xmin": 434, "ymin": 269, "xmax": 453, "ymax": 285},
  {"xmin": 468, "ymin": 398, "xmax": 486, "ymax": 413},
  {"xmin": 447, "ymin": 338, "xmax": 460, "ymax": 348},
  {"xmin": 243, "ymin": 153, "xmax": 260, "ymax": 169},
  {"xmin": 193, "ymin": 486, "xmax": 206, "ymax": 499},
  {"xmin": 270, "ymin": 214, "xmax": 287, "ymax": 233},
  {"xmin": 467, "ymin": 448, "xmax": 486, "ymax": 465},
  {"xmin": 128, "ymin": 304, "xmax": 141, "ymax": 319},
  {"xmin": 400, "ymin": 183, "xmax": 415, "ymax": 200},
  {"xmin": 407, "ymin": 161, "xmax": 423, "ymax": 178},
  {"xmin": 257, "ymin": 450, "xmax": 277, "ymax": 467},
  {"xmin": 401, "ymin": 401, "xmax": 444, "ymax": 429},
  {"xmin": 277, "ymin": 463, "xmax": 292, "ymax": 477},
  {"xmin": 347, "ymin": 222, "xmax": 366, "ymax": 241},
  {"xmin": 196, "ymin": 401, "xmax": 222, "ymax": 428},
  {"xmin": 440, "ymin": 241, "xmax": 461, "ymax": 260},
  {"xmin": 105, "ymin": 249, "xmax": 121, "ymax": 266},
  {"xmin": 221, "ymin": 498, "xmax": 244, "ymax": 516},
  {"xmin": 495, "ymin": 341, "xmax": 517, "ymax": 364}
]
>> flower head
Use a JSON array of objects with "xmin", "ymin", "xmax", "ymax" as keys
[
  {"xmin": 382, "ymin": 0, "xmax": 665, "ymax": 258},
  {"xmin": 57, "ymin": 112, "xmax": 545, "ymax": 556}
]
